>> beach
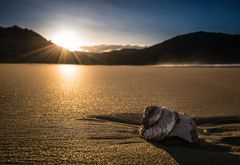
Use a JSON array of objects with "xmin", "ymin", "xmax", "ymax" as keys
[{"xmin": 0, "ymin": 64, "xmax": 240, "ymax": 164}]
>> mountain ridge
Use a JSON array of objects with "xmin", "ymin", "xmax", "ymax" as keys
[{"xmin": 0, "ymin": 26, "xmax": 240, "ymax": 65}]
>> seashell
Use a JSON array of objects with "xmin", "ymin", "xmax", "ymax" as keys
[
  {"xmin": 139, "ymin": 105, "xmax": 198, "ymax": 143},
  {"xmin": 141, "ymin": 105, "xmax": 163, "ymax": 128}
]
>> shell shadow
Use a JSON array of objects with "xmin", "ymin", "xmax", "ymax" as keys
[
  {"xmin": 150, "ymin": 138, "xmax": 240, "ymax": 165},
  {"xmin": 152, "ymin": 115, "xmax": 240, "ymax": 165},
  {"xmin": 79, "ymin": 113, "xmax": 240, "ymax": 165},
  {"xmin": 80, "ymin": 112, "xmax": 142, "ymax": 126}
]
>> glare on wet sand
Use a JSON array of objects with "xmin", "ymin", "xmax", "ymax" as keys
[{"xmin": 0, "ymin": 64, "xmax": 240, "ymax": 164}]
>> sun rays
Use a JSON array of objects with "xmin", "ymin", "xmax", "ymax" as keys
[{"xmin": 16, "ymin": 43, "xmax": 84, "ymax": 64}]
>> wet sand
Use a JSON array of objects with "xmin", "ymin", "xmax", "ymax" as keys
[{"xmin": 0, "ymin": 64, "xmax": 240, "ymax": 164}]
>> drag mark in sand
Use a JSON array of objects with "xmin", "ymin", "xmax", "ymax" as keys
[{"xmin": 78, "ymin": 113, "xmax": 240, "ymax": 165}]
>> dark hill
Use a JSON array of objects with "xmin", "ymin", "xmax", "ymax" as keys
[
  {"xmin": 145, "ymin": 31, "xmax": 240, "ymax": 64},
  {"xmin": 92, "ymin": 31, "xmax": 240, "ymax": 64},
  {"xmin": 0, "ymin": 26, "xmax": 96, "ymax": 64},
  {"xmin": 0, "ymin": 26, "xmax": 240, "ymax": 64}
]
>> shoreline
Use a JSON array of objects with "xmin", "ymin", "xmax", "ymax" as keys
[{"xmin": 1, "ymin": 63, "xmax": 240, "ymax": 68}]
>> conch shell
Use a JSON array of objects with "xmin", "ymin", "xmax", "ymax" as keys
[{"xmin": 139, "ymin": 105, "xmax": 198, "ymax": 143}]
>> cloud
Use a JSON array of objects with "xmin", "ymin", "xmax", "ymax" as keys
[{"xmin": 79, "ymin": 44, "xmax": 146, "ymax": 52}]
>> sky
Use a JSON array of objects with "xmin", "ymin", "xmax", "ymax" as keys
[{"xmin": 0, "ymin": 0, "xmax": 240, "ymax": 48}]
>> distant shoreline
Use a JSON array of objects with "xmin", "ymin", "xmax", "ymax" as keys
[
  {"xmin": 153, "ymin": 64, "xmax": 240, "ymax": 68},
  {"xmin": 1, "ymin": 63, "xmax": 240, "ymax": 68}
]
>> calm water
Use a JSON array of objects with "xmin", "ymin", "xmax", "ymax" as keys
[{"xmin": 1, "ymin": 64, "xmax": 240, "ymax": 163}]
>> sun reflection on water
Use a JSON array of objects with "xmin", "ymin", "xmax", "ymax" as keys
[{"xmin": 57, "ymin": 65, "xmax": 81, "ymax": 86}]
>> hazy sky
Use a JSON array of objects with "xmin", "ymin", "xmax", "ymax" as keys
[{"xmin": 1, "ymin": 0, "xmax": 240, "ymax": 46}]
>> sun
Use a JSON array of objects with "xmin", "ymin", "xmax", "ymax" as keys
[{"xmin": 52, "ymin": 30, "xmax": 80, "ymax": 51}]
